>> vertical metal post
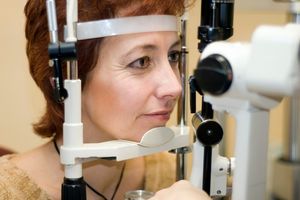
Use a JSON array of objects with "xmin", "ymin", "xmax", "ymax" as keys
[
  {"xmin": 177, "ymin": 8, "xmax": 189, "ymax": 127},
  {"xmin": 172, "ymin": 11, "xmax": 192, "ymax": 181},
  {"xmin": 272, "ymin": 1, "xmax": 300, "ymax": 200}
]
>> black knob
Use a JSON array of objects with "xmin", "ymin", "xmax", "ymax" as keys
[
  {"xmin": 196, "ymin": 120, "xmax": 223, "ymax": 146},
  {"xmin": 194, "ymin": 54, "xmax": 233, "ymax": 95}
]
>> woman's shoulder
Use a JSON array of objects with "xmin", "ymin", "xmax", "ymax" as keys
[
  {"xmin": 0, "ymin": 154, "xmax": 51, "ymax": 200},
  {"xmin": 144, "ymin": 152, "xmax": 176, "ymax": 192}
]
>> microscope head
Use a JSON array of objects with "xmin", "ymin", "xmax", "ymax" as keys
[{"xmin": 194, "ymin": 24, "xmax": 300, "ymax": 111}]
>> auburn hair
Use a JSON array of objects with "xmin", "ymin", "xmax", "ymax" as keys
[{"xmin": 24, "ymin": 0, "xmax": 193, "ymax": 138}]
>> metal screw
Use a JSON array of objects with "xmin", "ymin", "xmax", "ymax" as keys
[{"xmin": 49, "ymin": 60, "xmax": 54, "ymax": 67}]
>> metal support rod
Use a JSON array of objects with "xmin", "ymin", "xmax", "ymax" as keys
[
  {"xmin": 285, "ymin": 97, "xmax": 300, "ymax": 161},
  {"xmin": 173, "ymin": 11, "xmax": 191, "ymax": 181},
  {"xmin": 284, "ymin": 1, "xmax": 300, "ymax": 162},
  {"xmin": 177, "ymin": 14, "xmax": 189, "ymax": 126},
  {"xmin": 272, "ymin": 1, "xmax": 300, "ymax": 200},
  {"xmin": 46, "ymin": 0, "xmax": 59, "ymax": 44},
  {"xmin": 273, "ymin": 0, "xmax": 300, "ymax": 171},
  {"xmin": 173, "ymin": 147, "xmax": 192, "ymax": 181},
  {"xmin": 67, "ymin": 60, "xmax": 78, "ymax": 80}
]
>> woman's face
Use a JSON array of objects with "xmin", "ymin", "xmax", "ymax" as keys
[{"xmin": 82, "ymin": 31, "xmax": 182, "ymax": 142}]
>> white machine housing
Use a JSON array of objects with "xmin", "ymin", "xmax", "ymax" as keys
[{"xmin": 190, "ymin": 23, "xmax": 300, "ymax": 200}]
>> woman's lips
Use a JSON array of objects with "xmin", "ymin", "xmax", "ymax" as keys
[{"xmin": 142, "ymin": 111, "xmax": 172, "ymax": 122}]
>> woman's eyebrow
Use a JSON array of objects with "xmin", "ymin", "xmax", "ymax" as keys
[
  {"xmin": 122, "ymin": 44, "xmax": 158, "ymax": 58},
  {"xmin": 121, "ymin": 39, "xmax": 181, "ymax": 60},
  {"xmin": 170, "ymin": 39, "xmax": 181, "ymax": 49}
]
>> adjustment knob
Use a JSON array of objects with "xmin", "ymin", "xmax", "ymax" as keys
[
  {"xmin": 196, "ymin": 119, "xmax": 223, "ymax": 146},
  {"xmin": 194, "ymin": 54, "xmax": 233, "ymax": 95}
]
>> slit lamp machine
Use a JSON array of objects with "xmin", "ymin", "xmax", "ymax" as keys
[{"xmin": 45, "ymin": 0, "xmax": 300, "ymax": 199}]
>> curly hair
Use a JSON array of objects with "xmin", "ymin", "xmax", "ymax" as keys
[{"xmin": 24, "ymin": 0, "xmax": 193, "ymax": 138}]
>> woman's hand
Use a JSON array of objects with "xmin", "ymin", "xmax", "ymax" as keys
[{"xmin": 149, "ymin": 180, "xmax": 212, "ymax": 200}]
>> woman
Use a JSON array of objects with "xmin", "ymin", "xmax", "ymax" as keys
[{"xmin": 0, "ymin": 0, "xmax": 211, "ymax": 199}]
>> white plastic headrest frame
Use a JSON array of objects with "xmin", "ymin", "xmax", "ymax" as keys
[{"xmin": 64, "ymin": 15, "xmax": 178, "ymax": 40}]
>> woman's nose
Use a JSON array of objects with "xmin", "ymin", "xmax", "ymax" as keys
[{"xmin": 155, "ymin": 61, "xmax": 182, "ymax": 100}]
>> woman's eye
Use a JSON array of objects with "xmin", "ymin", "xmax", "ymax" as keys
[
  {"xmin": 168, "ymin": 50, "xmax": 181, "ymax": 64},
  {"xmin": 128, "ymin": 56, "xmax": 151, "ymax": 69}
]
